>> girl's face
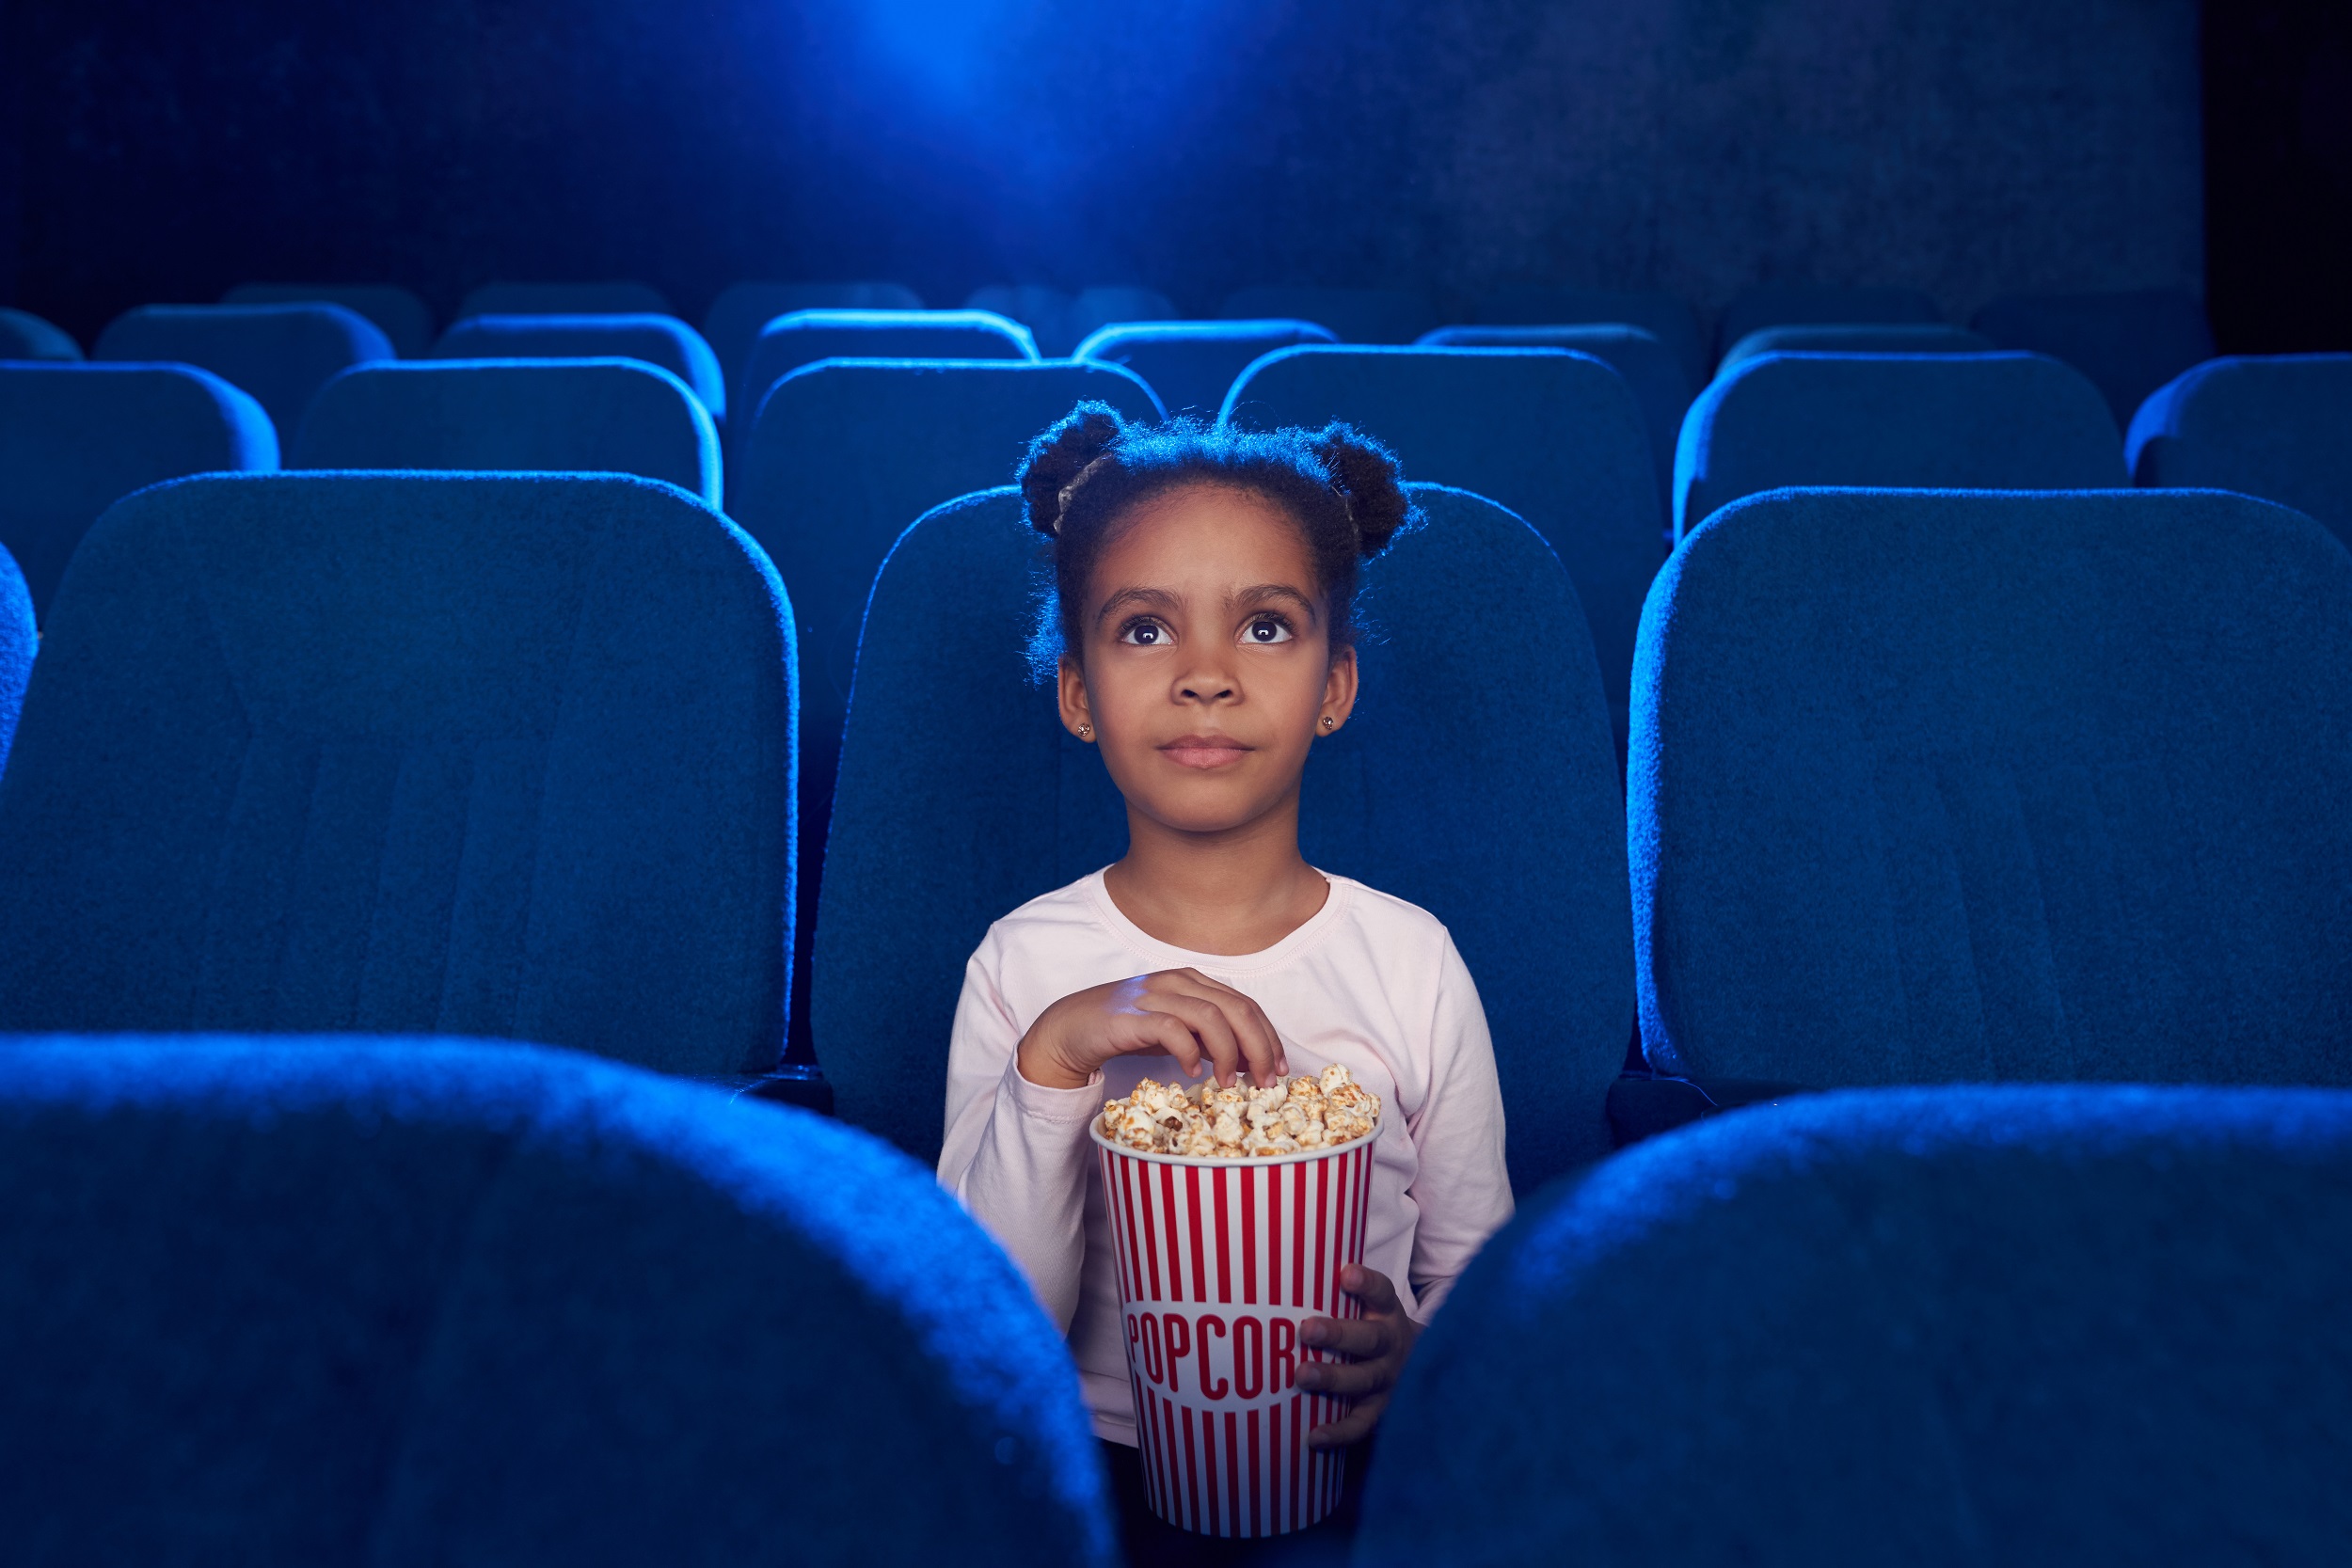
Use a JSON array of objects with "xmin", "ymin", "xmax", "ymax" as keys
[{"xmin": 1059, "ymin": 482, "xmax": 1356, "ymax": 837}]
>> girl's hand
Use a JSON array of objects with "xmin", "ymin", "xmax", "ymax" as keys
[
  {"xmin": 1016, "ymin": 968, "xmax": 1287, "ymax": 1091},
  {"xmin": 1298, "ymin": 1265, "xmax": 1420, "ymax": 1449}
]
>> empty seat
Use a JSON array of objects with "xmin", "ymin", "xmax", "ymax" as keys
[
  {"xmin": 0, "ymin": 308, "xmax": 81, "ymax": 361},
  {"xmin": 1675, "ymin": 352, "xmax": 2124, "ymax": 538},
  {"xmin": 818, "ymin": 485, "xmax": 1629, "ymax": 1190},
  {"xmin": 1363, "ymin": 1083, "xmax": 2352, "ymax": 1565},
  {"xmin": 293, "ymin": 359, "xmax": 722, "ymax": 508},
  {"xmin": 0, "ymin": 472, "xmax": 796, "ymax": 1077},
  {"xmin": 1222, "ymin": 345, "xmax": 1661, "ymax": 748},
  {"xmin": 966, "ymin": 285, "xmax": 1181, "ymax": 357},
  {"xmin": 1714, "ymin": 283, "xmax": 1942, "ymax": 362},
  {"xmin": 1470, "ymin": 286, "xmax": 1708, "ymax": 388},
  {"xmin": 1630, "ymin": 488, "xmax": 2352, "ymax": 1090},
  {"xmin": 1418, "ymin": 325, "xmax": 1692, "ymax": 514},
  {"xmin": 703, "ymin": 281, "xmax": 925, "ymax": 400},
  {"xmin": 1216, "ymin": 286, "xmax": 1436, "ymax": 345},
  {"xmin": 458, "ymin": 280, "xmax": 672, "ymax": 318},
  {"xmin": 1974, "ymin": 287, "xmax": 2216, "ymax": 428},
  {"xmin": 0, "ymin": 1034, "xmax": 1112, "ymax": 1564},
  {"xmin": 432, "ymin": 313, "xmax": 726, "ymax": 420},
  {"xmin": 1075, "ymin": 318, "xmax": 1337, "ymax": 417},
  {"xmin": 737, "ymin": 309, "xmax": 1037, "ymax": 438},
  {"xmin": 1718, "ymin": 321, "xmax": 1992, "ymax": 370},
  {"xmin": 94, "ymin": 303, "xmax": 392, "ymax": 445},
  {"xmin": 0, "ymin": 543, "xmax": 30, "ymax": 771},
  {"xmin": 2128, "ymin": 355, "xmax": 2352, "ymax": 545},
  {"xmin": 223, "ymin": 283, "xmax": 437, "ymax": 358},
  {"xmin": 0, "ymin": 363, "xmax": 278, "ymax": 617}
]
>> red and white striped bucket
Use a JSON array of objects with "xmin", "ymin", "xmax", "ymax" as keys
[{"xmin": 1091, "ymin": 1125, "xmax": 1378, "ymax": 1537}]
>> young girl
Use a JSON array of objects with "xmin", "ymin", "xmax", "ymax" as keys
[{"xmin": 939, "ymin": 404, "xmax": 1513, "ymax": 1552}]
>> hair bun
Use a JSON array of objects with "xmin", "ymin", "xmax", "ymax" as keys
[
  {"xmin": 1019, "ymin": 402, "xmax": 1128, "ymax": 539},
  {"xmin": 1307, "ymin": 422, "xmax": 1414, "ymax": 559}
]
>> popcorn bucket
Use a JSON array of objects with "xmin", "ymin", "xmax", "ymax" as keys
[{"xmin": 1090, "ymin": 1126, "xmax": 1378, "ymax": 1537}]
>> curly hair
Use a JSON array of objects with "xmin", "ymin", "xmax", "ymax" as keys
[{"xmin": 1018, "ymin": 403, "xmax": 1419, "ymax": 670}]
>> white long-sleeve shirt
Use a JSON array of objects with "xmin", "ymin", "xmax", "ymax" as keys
[{"xmin": 940, "ymin": 868, "xmax": 1515, "ymax": 1445}]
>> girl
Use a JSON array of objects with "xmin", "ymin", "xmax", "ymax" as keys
[{"xmin": 939, "ymin": 404, "xmax": 1513, "ymax": 1555}]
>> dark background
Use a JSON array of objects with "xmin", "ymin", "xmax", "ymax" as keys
[{"xmin": 0, "ymin": 0, "xmax": 2344, "ymax": 352}]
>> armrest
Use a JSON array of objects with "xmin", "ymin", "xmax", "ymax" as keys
[
  {"xmin": 1606, "ymin": 1074, "xmax": 1812, "ymax": 1149},
  {"xmin": 691, "ymin": 1063, "xmax": 836, "ymax": 1117}
]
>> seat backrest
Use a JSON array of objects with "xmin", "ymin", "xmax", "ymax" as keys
[
  {"xmin": 292, "ymin": 359, "xmax": 723, "ymax": 508},
  {"xmin": 1222, "ymin": 345, "xmax": 1661, "ymax": 751},
  {"xmin": 703, "ymin": 281, "xmax": 926, "ymax": 396},
  {"xmin": 432, "ymin": 313, "xmax": 726, "ymax": 419},
  {"xmin": 1417, "ymin": 325, "xmax": 1692, "ymax": 515},
  {"xmin": 1363, "ymin": 1083, "xmax": 2352, "ymax": 1565},
  {"xmin": 0, "ymin": 473, "xmax": 795, "ymax": 1077},
  {"xmin": 1468, "ymin": 287, "xmax": 1708, "ymax": 388},
  {"xmin": 1674, "ymin": 352, "xmax": 2125, "ymax": 538},
  {"xmin": 817, "ymin": 485, "xmax": 1629, "ymax": 1191},
  {"xmin": 1064, "ymin": 286, "xmax": 1180, "ymax": 349},
  {"xmin": 0, "ymin": 542, "xmax": 31, "ymax": 772},
  {"xmin": 458, "ymin": 280, "xmax": 672, "ymax": 318},
  {"xmin": 2128, "ymin": 354, "xmax": 2352, "ymax": 545},
  {"xmin": 1974, "ymin": 287, "xmax": 2216, "ymax": 428},
  {"xmin": 1714, "ymin": 283, "xmax": 1942, "ymax": 362},
  {"xmin": 0, "ymin": 307, "xmax": 82, "ymax": 361},
  {"xmin": 223, "ymin": 283, "xmax": 437, "ymax": 358},
  {"xmin": 964, "ymin": 285, "xmax": 1077, "ymax": 356},
  {"xmin": 0, "ymin": 363, "xmax": 278, "ymax": 618},
  {"xmin": 1718, "ymin": 322, "xmax": 1992, "ymax": 371},
  {"xmin": 1630, "ymin": 487, "xmax": 2352, "ymax": 1087},
  {"xmin": 0, "ymin": 1034, "xmax": 1112, "ymax": 1565},
  {"xmin": 94, "ymin": 304, "xmax": 393, "ymax": 444},
  {"xmin": 738, "ymin": 310, "xmax": 1038, "ymax": 437},
  {"xmin": 1075, "ymin": 319, "xmax": 1338, "ymax": 418},
  {"xmin": 1216, "ymin": 286, "xmax": 1436, "ymax": 345}
]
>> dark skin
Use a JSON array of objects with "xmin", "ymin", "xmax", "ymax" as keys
[{"xmin": 1015, "ymin": 481, "xmax": 1416, "ymax": 1448}]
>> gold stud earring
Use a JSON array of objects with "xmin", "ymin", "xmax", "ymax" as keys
[{"xmin": 1078, "ymin": 723, "xmax": 1093, "ymax": 741}]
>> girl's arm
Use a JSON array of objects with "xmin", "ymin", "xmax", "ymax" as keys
[{"xmin": 1402, "ymin": 939, "xmax": 1517, "ymax": 1317}]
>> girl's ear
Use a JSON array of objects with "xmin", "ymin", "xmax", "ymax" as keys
[
  {"xmin": 1058, "ymin": 654, "xmax": 1097, "ymax": 741},
  {"xmin": 1317, "ymin": 646, "xmax": 1359, "ymax": 737}
]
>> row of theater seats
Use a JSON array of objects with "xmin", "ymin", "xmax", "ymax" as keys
[{"xmin": 4, "ymin": 467, "xmax": 2350, "ymax": 1556}]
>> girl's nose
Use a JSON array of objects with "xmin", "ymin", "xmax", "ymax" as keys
[{"xmin": 1177, "ymin": 672, "xmax": 1237, "ymax": 702}]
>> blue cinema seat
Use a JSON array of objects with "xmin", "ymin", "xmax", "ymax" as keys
[
  {"xmin": 0, "ymin": 472, "xmax": 795, "ymax": 1077},
  {"xmin": 0, "ymin": 543, "xmax": 31, "ymax": 771},
  {"xmin": 224, "ymin": 283, "xmax": 437, "ymax": 358},
  {"xmin": 736, "ymin": 309, "xmax": 1038, "ymax": 442},
  {"xmin": 1216, "ymin": 286, "xmax": 1436, "ymax": 345},
  {"xmin": 1362, "ymin": 1084, "xmax": 2352, "ymax": 1565},
  {"xmin": 1674, "ymin": 352, "xmax": 2125, "ymax": 538},
  {"xmin": 1713, "ymin": 283, "xmax": 1942, "ymax": 363},
  {"xmin": 2128, "ymin": 355, "xmax": 2352, "ymax": 545},
  {"xmin": 94, "ymin": 303, "xmax": 393, "ymax": 446},
  {"xmin": 1075, "ymin": 318, "xmax": 1338, "ymax": 418},
  {"xmin": 0, "ymin": 362, "xmax": 278, "ymax": 617},
  {"xmin": 0, "ymin": 1035, "xmax": 1113, "ymax": 1566},
  {"xmin": 817, "ymin": 484, "xmax": 1629, "ymax": 1192},
  {"xmin": 1222, "ymin": 344, "xmax": 1661, "ymax": 750},
  {"xmin": 1974, "ymin": 287, "xmax": 2217, "ymax": 428},
  {"xmin": 458, "ymin": 280, "xmax": 672, "ymax": 318},
  {"xmin": 1630, "ymin": 487, "xmax": 2352, "ymax": 1092},
  {"xmin": 0, "ymin": 307, "xmax": 82, "ymax": 361},
  {"xmin": 966, "ymin": 285, "xmax": 1180, "ymax": 358},
  {"xmin": 433, "ymin": 313, "xmax": 727, "ymax": 420},
  {"xmin": 703, "ymin": 280, "xmax": 925, "ymax": 401},
  {"xmin": 292, "ymin": 359, "xmax": 723, "ymax": 507},
  {"xmin": 1717, "ymin": 321, "xmax": 1992, "ymax": 370},
  {"xmin": 1469, "ymin": 286, "xmax": 1708, "ymax": 389}
]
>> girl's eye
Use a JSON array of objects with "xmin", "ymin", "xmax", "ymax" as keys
[
  {"xmin": 1245, "ymin": 617, "xmax": 1294, "ymax": 645},
  {"xmin": 1119, "ymin": 620, "xmax": 1168, "ymax": 646}
]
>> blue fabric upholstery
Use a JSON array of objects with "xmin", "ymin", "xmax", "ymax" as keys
[
  {"xmin": 965, "ymin": 286, "xmax": 1181, "ymax": 357},
  {"xmin": 433, "ymin": 313, "xmax": 726, "ymax": 420},
  {"xmin": 95, "ymin": 303, "xmax": 393, "ymax": 446},
  {"xmin": 0, "ymin": 307, "xmax": 82, "ymax": 361},
  {"xmin": 1417, "ymin": 325, "xmax": 1692, "ymax": 515},
  {"xmin": 737, "ymin": 310, "xmax": 1038, "ymax": 439},
  {"xmin": 1974, "ymin": 287, "xmax": 2216, "ymax": 428},
  {"xmin": 2128, "ymin": 355, "xmax": 2352, "ymax": 546},
  {"xmin": 0, "ymin": 472, "xmax": 796, "ymax": 1077},
  {"xmin": 1713, "ymin": 283, "xmax": 1943, "ymax": 361},
  {"xmin": 1719, "ymin": 321, "xmax": 1992, "ymax": 370},
  {"xmin": 1362, "ymin": 1084, "xmax": 2352, "ymax": 1566},
  {"xmin": 292, "ymin": 359, "xmax": 723, "ymax": 508},
  {"xmin": 1629, "ymin": 487, "xmax": 2352, "ymax": 1087},
  {"xmin": 457, "ymin": 280, "xmax": 672, "ymax": 318},
  {"xmin": 1674, "ymin": 352, "xmax": 2124, "ymax": 539},
  {"xmin": 0, "ymin": 1034, "xmax": 1113, "ymax": 1565},
  {"xmin": 1222, "ymin": 344, "xmax": 1661, "ymax": 749},
  {"xmin": 1216, "ymin": 286, "xmax": 1436, "ymax": 345},
  {"xmin": 0, "ymin": 362, "xmax": 278, "ymax": 618},
  {"xmin": 703, "ymin": 281, "xmax": 926, "ymax": 402},
  {"xmin": 1075, "ymin": 319, "xmax": 1338, "ymax": 418},
  {"xmin": 817, "ymin": 485, "xmax": 1629, "ymax": 1191},
  {"xmin": 0, "ymin": 543, "xmax": 32, "ymax": 772},
  {"xmin": 224, "ymin": 284, "xmax": 437, "ymax": 358},
  {"xmin": 1468, "ymin": 286, "xmax": 1708, "ymax": 388}
]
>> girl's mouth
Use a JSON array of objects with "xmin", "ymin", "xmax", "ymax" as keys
[{"xmin": 1159, "ymin": 735, "xmax": 1253, "ymax": 769}]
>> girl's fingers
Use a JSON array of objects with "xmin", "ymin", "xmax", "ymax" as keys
[
  {"xmin": 1125, "ymin": 1010, "xmax": 1207, "ymax": 1079},
  {"xmin": 1155, "ymin": 971, "xmax": 1289, "ymax": 1085},
  {"xmin": 1336, "ymin": 1264, "xmax": 1402, "ymax": 1315},
  {"xmin": 1139, "ymin": 991, "xmax": 1245, "ymax": 1085},
  {"xmin": 1295, "ymin": 1353, "xmax": 1391, "ymax": 1397},
  {"xmin": 1305, "ymin": 1402, "xmax": 1382, "ymax": 1449},
  {"xmin": 1299, "ymin": 1314, "xmax": 1389, "ymax": 1359}
]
